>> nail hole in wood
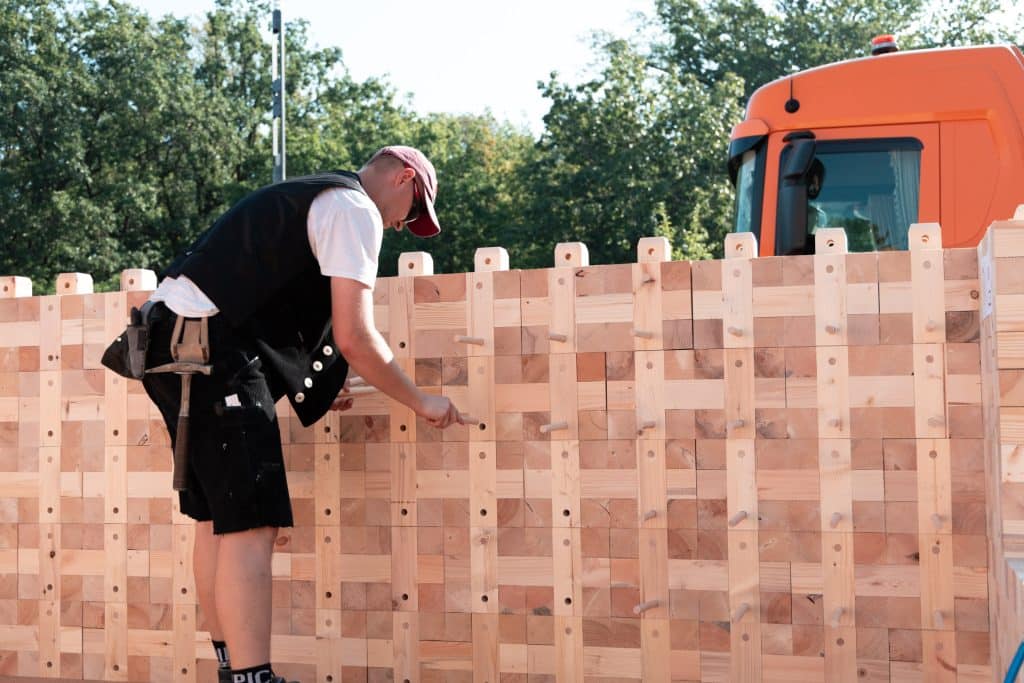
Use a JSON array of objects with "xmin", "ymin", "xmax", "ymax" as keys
[
  {"xmin": 929, "ymin": 450, "xmax": 938, "ymax": 459},
  {"xmin": 478, "ymin": 423, "xmax": 486, "ymax": 430},
  {"xmin": 480, "ymin": 508, "xmax": 487, "ymax": 516},
  {"xmin": 481, "ymin": 594, "xmax": 488, "ymax": 602},
  {"xmin": 563, "ymin": 509, "xmax": 571, "ymax": 516},
  {"xmin": 399, "ymin": 341, "xmax": 406, "ymax": 348},
  {"xmin": 113, "ymin": 507, "xmax": 119, "ymax": 514},
  {"xmin": 826, "ymin": 265, "xmax": 834, "ymax": 274},
  {"xmin": 325, "ymin": 591, "xmax": 332, "ymax": 598},
  {"xmin": 399, "ymin": 424, "xmax": 407, "ymax": 432},
  {"xmin": 402, "ymin": 593, "xmax": 409, "ymax": 600},
  {"xmin": 485, "ymin": 257, "xmax": 492, "ymax": 265},
  {"xmin": 324, "ymin": 508, "xmax": 332, "ymax": 516},
  {"xmin": 564, "ymin": 597, "xmax": 572, "ymax": 605},
  {"xmin": 401, "ymin": 508, "xmax": 408, "ymax": 516}
]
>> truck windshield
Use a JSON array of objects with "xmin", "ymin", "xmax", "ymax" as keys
[
  {"xmin": 804, "ymin": 138, "xmax": 922, "ymax": 251},
  {"xmin": 733, "ymin": 148, "xmax": 764, "ymax": 238}
]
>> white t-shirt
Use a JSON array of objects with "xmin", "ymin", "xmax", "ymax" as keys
[{"xmin": 151, "ymin": 187, "xmax": 383, "ymax": 317}]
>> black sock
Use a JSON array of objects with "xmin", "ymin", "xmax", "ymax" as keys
[
  {"xmin": 228, "ymin": 663, "xmax": 273, "ymax": 683},
  {"xmin": 212, "ymin": 639, "xmax": 230, "ymax": 669}
]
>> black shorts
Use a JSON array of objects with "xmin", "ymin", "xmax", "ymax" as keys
[{"xmin": 142, "ymin": 302, "xmax": 294, "ymax": 534}]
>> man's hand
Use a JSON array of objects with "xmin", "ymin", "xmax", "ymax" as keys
[{"xmin": 417, "ymin": 393, "xmax": 461, "ymax": 429}]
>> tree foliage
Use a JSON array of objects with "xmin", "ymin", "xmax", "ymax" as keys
[{"xmin": 1, "ymin": 0, "xmax": 1020, "ymax": 291}]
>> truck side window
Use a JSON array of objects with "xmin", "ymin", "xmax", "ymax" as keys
[
  {"xmin": 781, "ymin": 138, "xmax": 923, "ymax": 252},
  {"xmin": 733, "ymin": 148, "xmax": 765, "ymax": 240}
]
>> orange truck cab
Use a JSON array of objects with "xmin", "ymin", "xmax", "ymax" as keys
[{"xmin": 728, "ymin": 41, "xmax": 1024, "ymax": 255}]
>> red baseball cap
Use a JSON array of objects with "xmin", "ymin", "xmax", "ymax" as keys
[{"xmin": 371, "ymin": 145, "xmax": 441, "ymax": 238}]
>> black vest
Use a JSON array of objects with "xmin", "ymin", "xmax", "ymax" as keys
[{"xmin": 162, "ymin": 171, "xmax": 366, "ymax": 425}]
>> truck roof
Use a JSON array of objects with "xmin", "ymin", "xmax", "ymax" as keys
[{"xmin": 731, "ymin": 44, "xmax": 1024, "ymax": 139}]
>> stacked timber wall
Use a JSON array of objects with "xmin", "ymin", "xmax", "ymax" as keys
[{"xmin": 2, "ymin": 214, "xmax": 1024, "ymax": 682}]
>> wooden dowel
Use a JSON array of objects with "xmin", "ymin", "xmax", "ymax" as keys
[
  {"xmin": 639, "ymin": 420, "xmax": 657, "ymax": 430},
  {"xmin": 728, "ymin": 510, "xmax": 748, "ymax": 527},
  {"xmin": 347, "ymin": 375, "xmax": 367, "ymax": 387},
  {"xmin": 727, "ymin": 419, "xmax": 745, "ymax": 429},
  {"xmin": 931, "ymin": 513, "xmax": 944, "ymax": 530},
  {"xmin": 925, "ymin": 320, "xmax": 939, "ymax": 331},
  {"xmin": 829, "ymin": 512, "xmax": 842, "ymax": 529},
  {"xmin": 732, "ymin": 602, "xmax": 750, "ymax": 622},
  {"xmin": 825, "ymin": 324, "xmax": 840, "ymax": 335},
  {"xmin": 928, "ymin": 415, "xmax": 945, "ymax": 427},
  {"xmin": 933, "ymin": 609, "xmax": 944, "ymax": 628},
  {"xmin": 633, "ymin": 599, "xmax": 661, "ymax": 615},
  {"xmin": 726, "ymin": 326, "xmax": 743, "ymax": 337},
  {"xmin": 830, "ymin": 606, "xmax": 844, "ymax": 627},
  {"xmin": 642, "ymin": 509, "xmax": 657, "ymax": 522},
  {"xmin": 540, "ymin": 421, "xmax": 568, "ymax": 434},
  {"xmin": 460, "ymin": 414, "xmax": 480, "ymax": 426},
  {"xmin": 548, "ymin": 332, "xmax": 568, "ymax": 342},
  {"xmin": 828, "ymin": 417, "xmax": 842, "ymax": 429},
  {"xmin": 343, "ymin": 385, "xmax": 380, "ymax": 396},
  {"xmin": 641, "ymin": 275, "xmax": 656, "ymax": 284},
  {"xmin": 454, "ymin": 335, "xmax": 486, "ymax": 346},
  {"xmin": 632, "ymin": 329, "xmax": 654, "ymax": 339}
]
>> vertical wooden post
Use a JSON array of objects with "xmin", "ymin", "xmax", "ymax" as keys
[
  {"xmin": 721, "ymin": 231, "xmax": 761, "ymax": 681},
  {"xmin": 814, "ymin": 228, "xmax": 857, "ymax": 682},
  {"xmin": 38, "ymin": 289, "xmax": 62, "ymax": 678}
]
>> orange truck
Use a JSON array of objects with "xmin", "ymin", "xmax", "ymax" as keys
[{"xmin": 728, "ymin": 39, "xmax": 1024, "ymax": 255}]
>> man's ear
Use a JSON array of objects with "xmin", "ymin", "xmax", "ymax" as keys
[{"xmin": 396, "ymin": 166, "xmax": 415, "ymax": 186}]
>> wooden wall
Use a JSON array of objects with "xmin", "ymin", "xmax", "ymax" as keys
[{"xmin": 3, "ymin": 215, "xmax": 1022, "ymax": 682}]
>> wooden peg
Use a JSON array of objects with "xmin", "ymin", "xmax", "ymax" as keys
[
  {"xmin": 925, "ymin": 320, "xmax": 939, "ymax": 331},
  {"xmin": 120, "ymin": 269, "xmax": 157, "ymax": 291},
  {"xmin": 728, "ymin": 510, "xmax": 748, "ymax": 527},
  {"xmin": 1, "ymin": 276, "xmax": 32, "ymax": 298},
  {"xmin": 927, "ymin": 416, "xmax": 944, "ymax": 427},
  {"xmin": 460, "ymin": 415, "xmax": 480, "ymax": 426},
  {"xmin": 933, "ymin": 610, "xmax": 944, "ymax": 629},
  {"xmin": 726, "ymin": 326, "xmax": 744, "ymax": 337},
  {"xmin": 343, "ymin": 385, "xmax": 380, "ymax": 396},
  {"xmin": 824, "ymin": 324, "xmax": 840, "ymax": 335},
  {"xmin": 454, "ymin": 335, "xmax": 486, "ymax": 346},
  {"xmin": 639, "ymin": 420, "xmax": 657, "ymax": 431},
  {"xmin": 633, "ymin": 599, "xmax": 662, "ymax": 615},
  {"xmin": 554, "ymin": 242, "xmax": 589, "ymax": 268},
  {"xmin": 548, "ymin": 332, "xmax": 568, "ymax": 343},
  {"xmin": 346, "ymin": 375, "xmax": 368, "ymax": 388},
  {"xmin": 732, "ymin": 602, "xmax": 750, "ymax": 622},
  {"xmin": 727, "ymin": 419, "xmax": 745, "ymax": 430},
  {"xmin": 830, "ymin": 607, "xmax": 845, "ymax": 627},
  {"xmin": 641, "ymin": 274, "xmax": 656, "ymax": 285},
  {"xmin": 828, "ymin": 418, "xmax": 842, "ymax": 429},
  {"xmin": 637, "ymin": 236, "xmax": 671, "ymax": 263},
  {"xmin": 829, "ymin": 512, "xmax": 842, "ymax": 529},
  {"xmin": 632, "ymin": 329, "xmax": 654, "ymax": 339},
  {"xmin": 540, "ymin": 421, "xmax": 568, "ymax": 434},
  {"xmin": 642, "ymin": 509, "xmax": 658, "ymax": 522},
  {"xmin": 931, "ymin": 513, "xmax": 944, "ymax": 530},
  {"xmin": 398, "ymin": 251, "xmax": 434, "ymax": 276}
]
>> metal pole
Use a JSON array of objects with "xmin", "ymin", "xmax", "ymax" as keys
[{"xmin": 272, "ymin": 1, "xmax": 286, "ymax": 182}]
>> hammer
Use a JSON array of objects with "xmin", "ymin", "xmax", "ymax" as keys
[{"xmin": 148, "ymin": 316, "xmax": 212, "ymax": 492}]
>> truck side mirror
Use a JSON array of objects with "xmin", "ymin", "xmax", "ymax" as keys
[{"xmin": 776, "ymin": 137, "xmax": 817, "ymax": 255}]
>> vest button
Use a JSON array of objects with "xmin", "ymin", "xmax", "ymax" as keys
[
  {"xmin": 304, "ymin": 377, "xmax": 313, "ymax": 388},
  {"xmin": 295, "ymin": 392, "xmax": 305, "ymax": 403},
  {"xmin": 312, "ymin": 361, "xmax": 323, "ymax": 372},
  {"xmin": 323, "ymin": 345, "xmax": 333, "ymax": 356}
]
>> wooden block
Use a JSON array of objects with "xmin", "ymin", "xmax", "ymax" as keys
[
  {"xmin": 637, "ymin": 236, "xmax": 671, "ymax": 263},
  {"xmin": 118, "ymin": 268, "xmax": 157, "ymax": 291},
  {"xmin": 641, "ymin": 618, "xmax": 671, "ymax": 682},
  {"xmin": 552, "ymin": 526, "xmax": 583, "ymax": 617},
  {"xmin": 398, "ymin": 251, "xmax": 434, "ymax": 276},
  {"xmin": 0, "ymin": 275, "xmax": 32, "ymax": 297},
  {"xmin": 814, "ymin": 230, "xmax": 848, "ymax": 346},
  {"xmin": 474, "ymin": 246, "xmax": 510, "ymax": 272},
  {"xmin": 551, "ymin": 440, "xmax": 581, "ymax": 527},
  {"xmin": 56, "ymin": 272, "xmax": 94, "ymax": 295},
  {"xmin": 555, "ymin": 242, "xmax": 589, "ymax": 268},
  {"xmin": 554, "ymin": 615, "xmax": 583, "ymax": 680},
  {"xmin": 722, "ymin": 233, "xmax": 755, "ymax": 348},
  {"xmin": 728, "ymin": 529, "xmax": 762, "ymax": 681},
  {"xmin": 472, "ymin": 613, "xmax": 499, "ymax": 681}
]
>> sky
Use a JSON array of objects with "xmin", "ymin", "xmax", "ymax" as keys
[{"xmin": 123, "ymin": 0, "xmax": 657, "ymax": 135}]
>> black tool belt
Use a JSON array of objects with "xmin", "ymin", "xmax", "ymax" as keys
[{"xmin": 101, "ymin": 300, "xmax": 157, "ymax": 380}]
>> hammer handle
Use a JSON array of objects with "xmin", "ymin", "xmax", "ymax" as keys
[
  {"xmin": 172, "ymin": 416, "xmax": 190, "ymax": 491},
  {"xmin": 172, "ymin": 374, "xmax": 192, "ymax": 492}
]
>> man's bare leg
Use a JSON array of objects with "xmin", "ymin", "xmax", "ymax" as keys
[
  {"xmin": 193, "ymin": 521, "xmax": 224, "ymax": 640},
  {"xmin": 214, "ymin": 526, "xmax": 278, "ymax": 669}
]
